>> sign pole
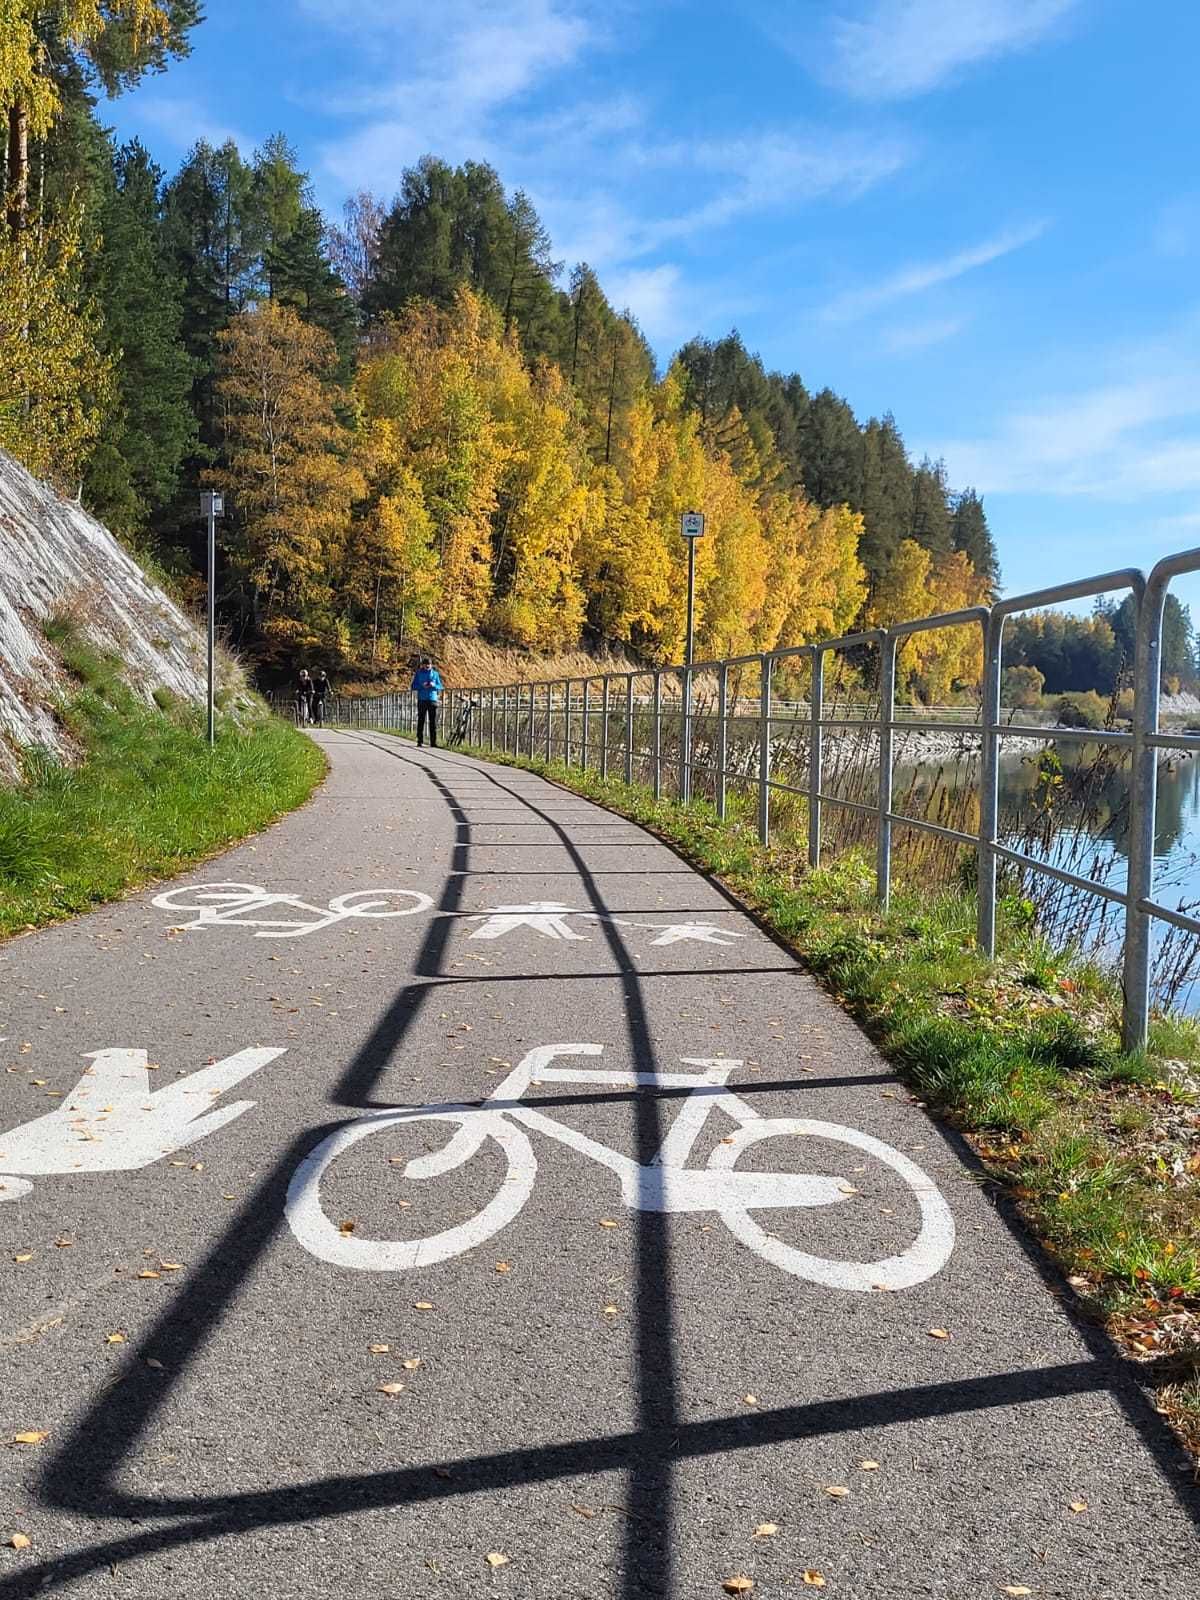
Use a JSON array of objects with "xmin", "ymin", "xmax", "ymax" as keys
[
  {"xmin": 680, "ymin": 511, "xmax": 705, "ymax": 803},
  {"xmin": 201, "ymin": 493, "xmax": 224, "ymax": 748}
]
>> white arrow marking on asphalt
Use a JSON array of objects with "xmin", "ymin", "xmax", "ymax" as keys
[{"xmin": 0, "ymin": 1047, "xmax": 285, "ymax": 1201}]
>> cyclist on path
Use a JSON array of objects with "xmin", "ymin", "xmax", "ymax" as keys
[
  {"xmin": 311, "ymin": 670, "xmax": 331, "ymax": 726},
  {"xmin": 411, "ymin": 656, "xmax": 443, "ymax": 748},
  {"xmin": 295, "ymin": 667, "xmax": 314, "ymax": 726}
]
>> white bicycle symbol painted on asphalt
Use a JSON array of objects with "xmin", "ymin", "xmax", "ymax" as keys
[
  {"xmin": 152, "ymin": 882, "xmax": 434, "ymax": 938},
  {"xmin": 286, "ymin": 1045, "xmax": 956, "ymax": 1291}
]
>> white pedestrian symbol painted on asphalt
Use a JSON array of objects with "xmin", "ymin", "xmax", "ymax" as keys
[
  {"xmin": 0, "ymin": 1046, "xmax": 284, "ymax": 1201},
  {"xmin": 286, "ymin": 1044, "xmax": 956, "ymax": 1291},
  {"xmin": 467, "ymin": 903, "xmax": 588, "ymax": 941},
  {"xmin": 643, "ymin": 922, "xmax": 748, "ymax": 947}
]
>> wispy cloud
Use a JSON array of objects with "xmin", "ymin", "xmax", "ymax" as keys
[
  {"xmin": 135, "ymin": 96, "xmax": 257, "ymax": 153},
  {"xmin": 881, "ymin": 314, "xmax": 969, "ymax": 354},
  {"xmin": 310, "ymin": 0, "xmax": 596, "ymax": 188},
  {"xmin": 819, "ymin": 0, "xmax": 1080, "ymax": 101},
  {"xmin": 924, "ymin": 339, "xmax": 1200, "ymax": 499},
  {"xmin": 821, "ymin": 220, "xmax": 1047, "ymax": 322}
]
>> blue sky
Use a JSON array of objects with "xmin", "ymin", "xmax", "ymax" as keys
[{"xmin": 104, "ymin": 0, "xmax": 1200, "ymax": 608}]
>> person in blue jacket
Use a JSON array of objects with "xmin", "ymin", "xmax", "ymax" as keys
[{"xmin": 411, "ymin": 656, "xmax": 443, "ymax": 747}]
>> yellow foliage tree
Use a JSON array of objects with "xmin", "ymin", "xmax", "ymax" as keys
[
  {"xmin": 487, "ymin": 361, "xmax": 587, "ymax": 649},
  {"xmin": 2, "ymin": 2, "xmax": 187, "ymax": 231},
  {"xmin": 0, "ymin": 211, "xmax": 112, "ymax": 484},
  {"xmin": 214, "ymin": 301, "xmax": 364, "ymax": 662},
  {"xmin": 869, "ymin": 537, "xmax": 987, "ymax": 701}
]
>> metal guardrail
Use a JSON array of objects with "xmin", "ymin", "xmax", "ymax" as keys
[{"xmin": 306, "ymin": 546, "xmax": 1200, "ymax": 1050}]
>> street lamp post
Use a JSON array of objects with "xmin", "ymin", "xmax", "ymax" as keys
[
  {"xmin": 680, "ymin": 511, "xmax": 705, "ymax": 802},
  {"xmin": 200, "ymin": 492, "xmax": 225, "ymax": 747}
]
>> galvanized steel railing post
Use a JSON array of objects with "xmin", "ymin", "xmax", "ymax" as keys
[
  {"xmin": 1124, "ymin": 580, "xmax": 1163, "ymax": 1051},
  {"xmin": 758, "ymin": 655, "xmax": 772, "ymax": 845},
  {"xmin": 808, "ymin": 648, "xmax": 824, "ymax": 868},
  {"xmin": 624, "ymin": 676, "xmax": 634, "ymax": 785},
  {"xmin": 581, "ymin": 679, "xmax": 590, "ymax": 771},
  {"xmin": 977, "ymin": 611, "xmax": 1004, "ymax": 956},
  {"xmin": 877, "ymin": 636, "xmax": 897, "ymax": 908},
  {"xmin": 545, "ymin": 681, "xmax": 553, "ymax": 764},
  {"xmin": 564, "ymin": 681, "xmax": 573, "ymax": 767},
  {"xmin": 601, "ymin": 677, "xmax": 611, "ymax": 780},
  {"xmin": 716, "ymin": 663, "xmax": 728, "ymax": 820},
  {"xmin": 680, "ymin": 665, "xmax": 693, "ymax": 804},
  {"xmin": 652, "ymin": 673, "xmax": 663, "ymax": 800}
]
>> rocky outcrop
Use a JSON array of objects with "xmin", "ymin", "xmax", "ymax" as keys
[{"xmin": 0, "ymin": 449, "xmax": 240, "ymax": 782}]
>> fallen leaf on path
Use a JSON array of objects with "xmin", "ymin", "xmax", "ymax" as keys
[
  {"xmin": 369, "ymin": 1344, "xmax": 391, "ymax": 1354},
  {"xmin": 723, "ymin": 1578, "xmax": 753, "ymax": 1595},
  {"xmin": 137, "ymin": 1270, "xmax": 161, "ymax": 1280},
  {"xmin": 485, "ymin": 1552, "xmax": 509, "ymax": 1569},
  {"xmin": 494, "ymin": 1261, "xmax": 512, "ymax": 1274},
  {"xmin": 571, "ymin": 1504, "xmax": 597, "ymax": 1518},
  {"xmin": 1000, "ymin": 1589, "xmax": 1032, "ymax": 1597},
  {"xmin": 145, "ymin": 1359, "xmax": 165, "ymax": 1371},
  {"xmin": 742, "ymin": 1394, "xmax": 759, "ymax": 1406},
  {"xmin": 54, "ymin": 1237, "xmax": 73, "ymax": 1249},
  {"xmin": 377, "ymin": 1382, "xmax": 405, "ymax": 1396},
  {"xmin": 1068, "ymin": 1500, "xmax": 1088, "ymax": 1513},
  {"xmin": 859, "ymin": 1460, "xmax": 880, "ymax": 1471},
  {"xmin": 403, "ymin": 1358, "xmax": 421, "ymax": 1371},
  {"xmin": 6, "ymin": 1534, "xmax": 31, "ymax": 1551},
  {"xmin": 414, "ymin": 1301, "xmax": 434, "ymax": 1311},
  {"xmin": 928, "ymin": 1328, "xmax": 951, "ymax": 1340},
  {"xmin": 12, "ymin": 1432, "xmax": 49, "ymax": 1446},
  {"xmin": 159, "ymin": 1262, "xmax": 184, "ymax": 1272},
  {"xmin": 339, "ymin": 1219, "xmax": 357, "ymax": 1236},
  {"xmin": 837, "ymin": 1183, "xmax": 860, "ymax": 1196},
  {"xmin": 752, "ymin": 1523, "xmax": 778, "ymax": 1538},
  {"xmin": 603, "ymin": 1305, "xmax": 619, "ymax": 1316},
  {"xmin": 104, "ymin": 1333, "xmax": 126, "ymax": 1345},
  {"xmin": 823, "ymin": 1485, "xmax": 850, "ymax": 1498},
  {"xmin": 598, "ymin": 1219, "xmax": 619, "ymax": 1229},
  {"xmin": 802, "ymin": 1573, "xmax": 826, "ymax": 1589},
  {"xmin": 13, "ymin": 1254, "xmax": 33, "ymax": 1263}
]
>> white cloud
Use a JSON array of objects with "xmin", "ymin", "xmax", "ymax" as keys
[
  {"xmin": 925, "ymin": 354, "xmax": 1200, "ymax": 500},
  {"xmin": 821, "ymin": 220, "xmax": 1047, "ymax": 322},
  {"xmin": 881, "ymin": 314, "xmax": 969, "ymax": 354},
  {"xmin": 310, "ymin": 0, "xmax": 595, "ymax": 188},
  {"xmin": 135, "ymin": 96, "xmax": 256, "ymax": 153},
  {"xmin": 821, "ymin": 0, "xmax": 1079, "ymax": 100},
  {"xmin": 604, "ymin": 264, "xmax": 684, "ymax": 341}
]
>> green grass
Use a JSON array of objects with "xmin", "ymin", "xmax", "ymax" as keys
[
  {"xmin": 381, "ymin": 728, "xmax": 1200, "ymax": 1447},
  {"xmin": 0, "ymin": 680, "xmax": 326, "ymax": 937}
]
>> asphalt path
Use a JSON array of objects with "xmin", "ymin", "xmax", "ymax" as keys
[{"xmin": 2, "ymin": 731, "xmax": 1198, "ymax": 1598}]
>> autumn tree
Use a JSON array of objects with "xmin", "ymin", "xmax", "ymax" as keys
[
  {"xmin": 0, "ymin": 209, "xmax": 112, "ymax": 483},
  {"xmin": 213, "ymin": 301, "xmax": 363, "ymax": 660},
  {"xmin": 2, "ymin": 0, "xmax": 198, "ymax": 236}
]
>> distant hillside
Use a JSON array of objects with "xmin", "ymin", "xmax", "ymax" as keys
[{"xmin": 0, "ymin": 450, "xmax": 244, "ymax": 782}]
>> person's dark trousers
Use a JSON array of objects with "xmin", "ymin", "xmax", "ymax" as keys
[{"xmin": 417, "ymin": 702, "xmax": 438, "ymax": 747}]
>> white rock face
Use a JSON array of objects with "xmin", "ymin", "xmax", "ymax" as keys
[{"xmin": 0, "ymin": 449, "xmax": 233, "ymax": 782}]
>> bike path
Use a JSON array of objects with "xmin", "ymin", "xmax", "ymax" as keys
[{"xmin": 1, "ymin": 730, "xmax": 1197, "ymax": 1598}]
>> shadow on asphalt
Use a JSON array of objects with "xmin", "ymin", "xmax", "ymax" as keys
[{"xmin": 7, "ymin": 735, "xmax": 1198, "ymax": 1599}]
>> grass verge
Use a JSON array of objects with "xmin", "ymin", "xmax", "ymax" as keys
[
  {"xmin": 388, "ymin": 730, "xmax": 1200, "ymax": 1459},
  {"xmin": 0, "ymin": 663, "xmax": 326, "ymax": 937}
]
